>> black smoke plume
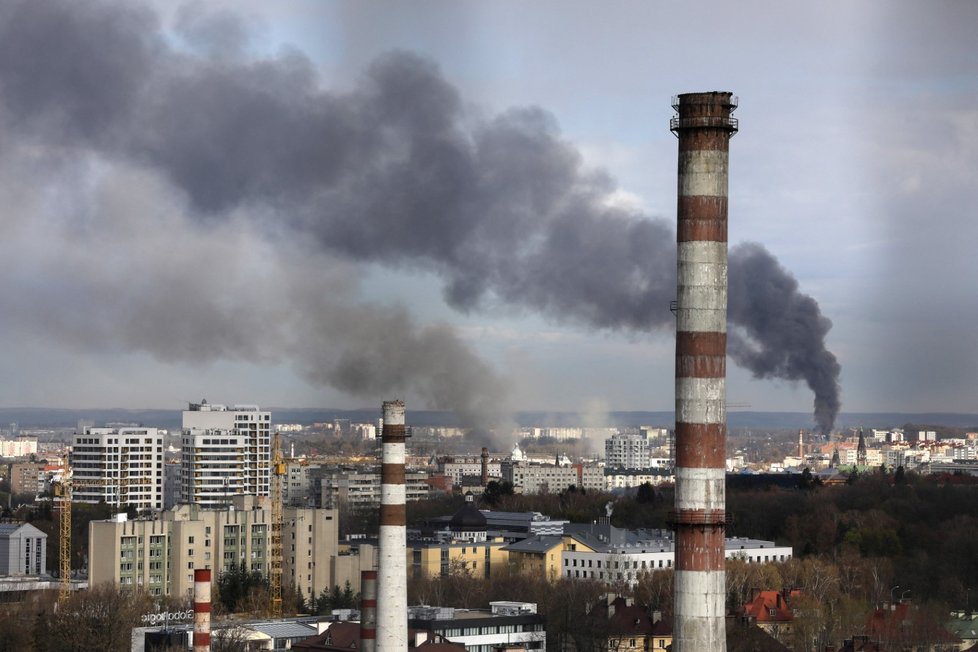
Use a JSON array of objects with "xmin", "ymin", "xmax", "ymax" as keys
[{"xmin": 0, "ymin": 0, "xmax": 840, "ymax": 430}]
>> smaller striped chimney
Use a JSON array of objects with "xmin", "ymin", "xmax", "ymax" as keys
[
  {"xmin": 360, "ymin": 570, "xmax": 377, "ymax": 652},
  {"xmin": 193, "ymin": 568, "xmax": 211, "ymax": 652},
  {"xmin": 481, "ymin": 447, "xmax": 489, "ymax": 486}
]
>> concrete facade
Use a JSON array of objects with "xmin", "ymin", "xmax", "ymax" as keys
[
  {"xmin": 0, "ymin": 522, "xmax": 46, "ymax": 576},
  {"xmin": 73, "ymin": 427, "xmax": 164, "ymax": 511},
  {"xmin": 182, "ymin": 401, "xmax": 271, "ymax": 503},
  {"xmin": 88, "ymin": 495, "xmax": 338, "ymax": 601}
]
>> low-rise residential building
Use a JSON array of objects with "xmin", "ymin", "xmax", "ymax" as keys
[
  {"xmin": 504, "ymin": 535, "xmax": 580, "ymax": 582},
  {"xmin": 733, "ymin": 589, "xmax": 799, "ymax": 645},
  {"xmin": 865, "ymin": 601, "xmax": 961, "ymax": 651},
  {"xmin": 583, "ymin": 595, "xmax": 670, "ymax": 652}
]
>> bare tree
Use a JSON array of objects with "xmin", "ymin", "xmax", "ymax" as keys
[{"xmin": 34, "ymin": 586, "xmax": 155, "ymax": 652}]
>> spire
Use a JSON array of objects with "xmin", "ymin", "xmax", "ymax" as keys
[{"xmin": 857, "ymin": 428, "xmax": 867, "ymax": 466}]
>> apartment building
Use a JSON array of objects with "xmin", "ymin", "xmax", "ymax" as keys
[
  {"xmin": 72, "ymin": 427, "xmax": 164, "ymax": 511},
  {"xmin": 8, "ymin": 461, "xmax": 44, "ymax": 496},
  {"xmin": 181, "ymin": 401, "xmax": 271, "ymax": 505},
  {"xmin": 319, "ymin": 467, "xmax": 431, "ymax": 509},
  {"xmin": 439, "ymin": 459, "xmax": 502, "ymax": 484},
  {"xmin": 605, "ymin": 432, "xmax": 651, "ymax": 470},
  {"xmin": 284, "ymin": 460, "xmax": 322, "ymax": 507},
  {"xmin": 501, "ymin": 461, "xmax": 604, "ymax": 494},
  {"xmin": 180, "ymin": 428, "xmax": 249, "ymax": 508},
  {"xmin": 88, "ymin": 495, "xmax": 339, "ymax": 601},
  {"xmin": 0, "ymin": 437, "xmax": 37, "ymax": 458}
]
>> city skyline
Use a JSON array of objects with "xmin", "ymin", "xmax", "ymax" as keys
[{"xmin": 0, "ymin": 2, "xmax": 974, "ymax": 427}]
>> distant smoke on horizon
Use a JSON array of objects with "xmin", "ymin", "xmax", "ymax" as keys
[{"xmin": 0, "ymin": 0, "xmax": 840, "ymax": 431}]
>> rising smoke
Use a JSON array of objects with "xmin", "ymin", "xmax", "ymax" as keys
[{"xmin": 0, "ymin": 0, "xmax": 840, "ymax": 431}]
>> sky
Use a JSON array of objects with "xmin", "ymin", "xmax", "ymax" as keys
[{"xmin": 0, "ymin": 1, "xmax": 975, "ymax": 430}]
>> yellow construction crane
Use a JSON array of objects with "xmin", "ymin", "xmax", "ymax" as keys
[
  {"xmin": 53, "ymin": 454, "xmax": 153, "ymax": 604},
  {"xmin": 54, "ymin": 454, "xmax": 72, "ymax": 604},
  {"xmin": 270, "ymin": 432, "xmax": 285, "ymax": 617}
]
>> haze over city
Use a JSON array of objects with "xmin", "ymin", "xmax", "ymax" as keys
[{"xmin": 0, "ymin": 1, "xmax": 975, "ymax": 427}]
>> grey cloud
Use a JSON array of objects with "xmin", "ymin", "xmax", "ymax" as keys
[{"xmin": 0, "ymin": 0, "xmax": 840, "ymax": 429}]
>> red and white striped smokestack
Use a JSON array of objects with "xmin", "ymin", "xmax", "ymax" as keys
[
  {"xmin": 377, "ymin": 400, "xmax": 408, "ymax": 652},
  {"xmin": 360, "ymin": 569, "xmax": 377, "ymax": 652},
  {"xmin": 481, "ymin": 447, "xmax": 489, "ymax": 486},
  {"xmin": 193, "ymin": 568, "xmax": 211, "ymax": 652},
  {"xmin": 670, "ymin": 91, "xmax": 737, "ymax": 652}
]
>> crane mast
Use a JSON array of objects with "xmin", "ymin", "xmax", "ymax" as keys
[
  {"xmin": 54, "ymin": 453, "xmax": 151, "ymax": 604},
  {"xmin": 56, "ymin": 453, "xmax": 72, "ymax": 604},
  {"xmin": 270, "ymin": 432, "xmax": 285, "ymax": 617}
]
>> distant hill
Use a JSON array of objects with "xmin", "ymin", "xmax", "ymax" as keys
[{"xmin": 0, "ymin": 407, "xmax": 975, "ymax": 432}]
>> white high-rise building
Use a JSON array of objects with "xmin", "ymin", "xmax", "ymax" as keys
[
  {"xmin": 604, "ymin": 432, "xmax": 651, "ymax": 470},
  {"xmin": 72, "ymin": 427, "xmax": 164, "ymax": 511},
  {"xmin": 180, "ymin": 401, "xmax": 270, "ymax": 506}
]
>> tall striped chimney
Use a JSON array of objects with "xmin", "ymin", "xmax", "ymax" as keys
[
  {"xmin": 193, "ymin": 568, "xmax": 211, "ymax": 652},
  {"xmin": 670, "ymin": 91, "xmax": 737, "ymax": 652},
  {"xmin": 360, "ymin": 569, "xmax": 378, "ymax": 652},
  {"xmin": 481, "ymin": 447, "xmax": 489, "ymax": 486},
  {"xmin": 377, "ymin": 400, "xmax": 408, "ymax": 652}
]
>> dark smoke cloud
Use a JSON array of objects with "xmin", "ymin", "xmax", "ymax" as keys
[
  {"xmin": 728, "ymin": 244, "xmax": 842, "ymax": 434},
  {"xmin": 0, "ymin": 0, "xmax": 841, "ymax": 430}
]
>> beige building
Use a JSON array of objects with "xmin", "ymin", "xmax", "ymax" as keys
[
  {"xmin": 88, "ymin": 495, "xmax": 342, "ymax": 602},
  {"xmin": 8, "ymin": 461, "xmax": 43, "ymax": 496},
  {"xmin": 407, "ymin": 538, "xmax": 509, "ymax": 580},
  {"xmin": 319, "ymin": 467, "xmax": 431, "ymax": 508},
  {"xmin": 502, "ymin": 460, "xmax": 605, "ymax": 494}
]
